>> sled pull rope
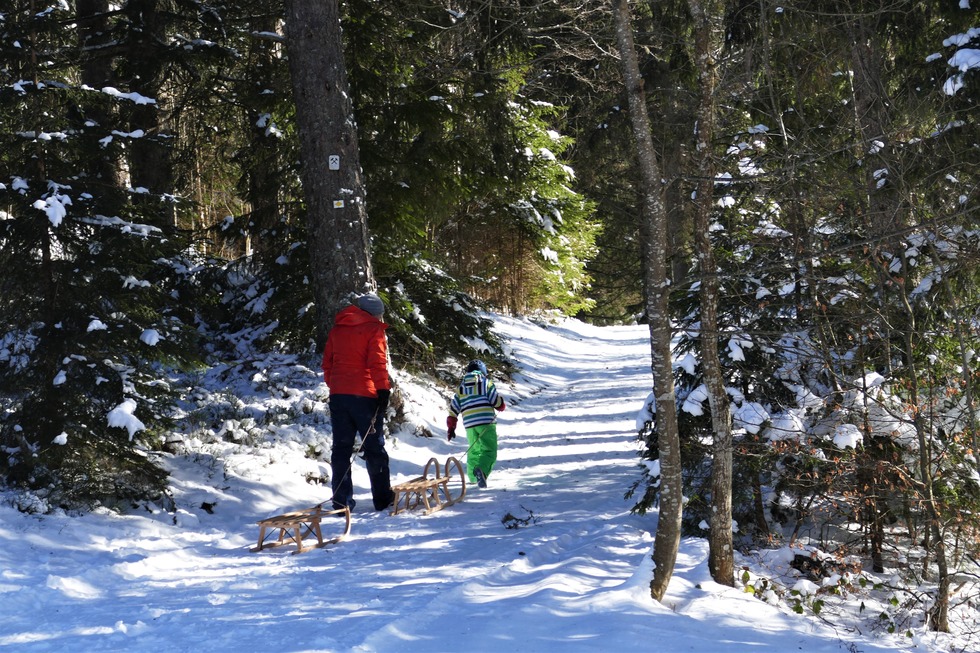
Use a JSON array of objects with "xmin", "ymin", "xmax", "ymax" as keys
[
  {"xmin": 454, "ymin": 431, "xmax": 481, "ymax": 461},
  {"xmin": 327, "ymin": 405, "xmax": 380, "ymax": 508}
]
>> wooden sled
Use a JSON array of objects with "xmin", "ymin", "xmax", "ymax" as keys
[
  {"xmin": 391, "ymin": 456, "xmax": 467, "ymax": 515},
  {"xmin": 252, "ymin": 504, "xmax": 351, "ymax": 554}
]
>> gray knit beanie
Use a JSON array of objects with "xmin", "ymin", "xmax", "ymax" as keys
[{"xmin": 357, "ymin": 292, "xmax": 384, "ymax": 317}]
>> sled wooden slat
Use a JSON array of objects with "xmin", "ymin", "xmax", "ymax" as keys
[
  {"xmin": 252, "ymin": 504, "xmax": 351, "ymax": 554},
  {"xmin": 391, "ymin": 456, "xmax": 466, "ymax": 515}
]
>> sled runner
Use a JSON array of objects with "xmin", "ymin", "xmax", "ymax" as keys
[
  {"xmin": 252, "ymin": 504, "xmax": 351, "ymax": 554},
  {"xmin": 390, "ymin": 456, "xmax": 466, "ymax": 515}
]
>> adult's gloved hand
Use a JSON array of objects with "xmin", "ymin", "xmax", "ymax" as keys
[
  {"xmin": 447, "ymin": 416, "xmax": 458, "ymax": 441},
  {"xmin": 377, "ymin": 389, "xmax": 390, "ymax": 415}
]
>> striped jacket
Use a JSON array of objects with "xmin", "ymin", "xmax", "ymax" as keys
[{"xmin": 449, "ymin": 371, "xmax": 505, "ymax": 428}]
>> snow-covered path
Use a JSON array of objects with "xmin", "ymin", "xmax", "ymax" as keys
[
  {"xmin": 356, "ymin": 319, "xmax": 660, "ymax": 652},
  {"xmin": 0, "ymin": 317, "xmax": 910, "ymax": 652}
]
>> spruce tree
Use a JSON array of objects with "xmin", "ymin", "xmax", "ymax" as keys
[{"xmin": 0, "ymin": 1, "xmax": 211, "ymax": 509}]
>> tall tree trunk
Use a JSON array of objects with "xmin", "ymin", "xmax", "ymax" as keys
[
  {"xmin": 243, "ymin": 17, "xmax": 284, "ymax": 257},
  {"xmin": 77, "ymin": 0, "xmax": 127, "ymax": 201},
  {"xmin": 848, "ymin": 14, "xmax": 901, "ymax": 240},
  {"xmin": 612, "ymin": 0, "xmax": 683, "ymax": 602},
  {"xmin": 28, "ymin": 0, "xmax": 63, "ymax": 443},
  {"xmin": 284, "ymin": 0, "xmax": 376, "ymax": 348},
  {"xmin": 846, "ymin": 7, "xmax": 950, "ymax": 630},
  {"xmin": 688, "ymin": 0, "xmax": 734, "ymax": 587},
  {"xmin": 663, "ymin": 133, "xmax": 690, "ymax": 287},
  {"xmin": 124, "ymin": 0, "xmax": 175, "ymax": 227}
]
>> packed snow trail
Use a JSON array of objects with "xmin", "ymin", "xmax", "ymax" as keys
[
  {"xmin": 0, "ymin": 316, "xmax": 909, "ymax": 653},
  {"xmin": 352, "ymin": 318, "xmax": 896, "ymax": 653},
  {"xmin": 356, "ymin": 318, "xmax": 663, "ymax": 652}
]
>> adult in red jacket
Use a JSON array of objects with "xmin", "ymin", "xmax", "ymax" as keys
[{"xmin": 321, "ymin": 293, "xmax": 394, "ymax": 511}]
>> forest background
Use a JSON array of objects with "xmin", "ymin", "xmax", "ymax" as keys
[{"xmin": 1, "ymin": 0, "xmax": 978, "ymax": 639}]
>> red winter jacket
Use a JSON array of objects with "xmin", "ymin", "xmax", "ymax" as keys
[{"xmin": 321, "ymin": 305, "xmax": 391, "ymax": 398}]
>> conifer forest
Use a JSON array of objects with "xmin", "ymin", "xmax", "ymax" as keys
[{"xmin": 1, "ymin": 0, "xmax": 978, "ymax": 631}]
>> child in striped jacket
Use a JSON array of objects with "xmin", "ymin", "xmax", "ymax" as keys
[{"xmin": 446, "ymin": 360, "xmax": 506, "ymax": 488}]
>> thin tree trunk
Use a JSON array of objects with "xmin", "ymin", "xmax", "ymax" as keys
[
  {"xmin": 895, "ymin": 300, "xmax": 950, "ymax": 632},
  {"xmin": 688, "ymin": 0, "xmax": 734, "ymax": 587},
  {"xmin": 612, "ymin": 0, "xmax": 683, "ymax": 602},
  {"xmin": 908, "ymin": 340, "xmax": 951, "ymax": 632},
  {"xmin": 284, "ymin": 0, "xmax": 376, "ymax": 348}
]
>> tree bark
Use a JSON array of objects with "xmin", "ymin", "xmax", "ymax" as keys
[
  {"xmin": 284, "ymin": 0, "xmax": 376, "ymax": 348},
  {"xmin": 612, "ymin": 0, "xmax": 683, "ymax": 602},
  {"xmin": 123, "ymin": 0, "xmax": 175, "ymax": 227},
  {"xmin": 77, "ymin": 0, "xmax": 127, "ymax": 201},
  {"xmin": 846, "ymin": 8, "xmax": 949, "ymax": 630},
  {"xmin": 242, "ymin": 14, "xmax": 284, "ymax": 257},
  {"xmin": 904, "ymin": 325, "xmax": 951, "ymax": 632},
  {"xmin": 687, "ymin": 0, "xmax": 734, "ymax": 587}
]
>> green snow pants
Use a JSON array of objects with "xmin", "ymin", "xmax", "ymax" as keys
[{"xmin": 465, "ymin": 423, "xmax": 498, "ymax": 483}]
